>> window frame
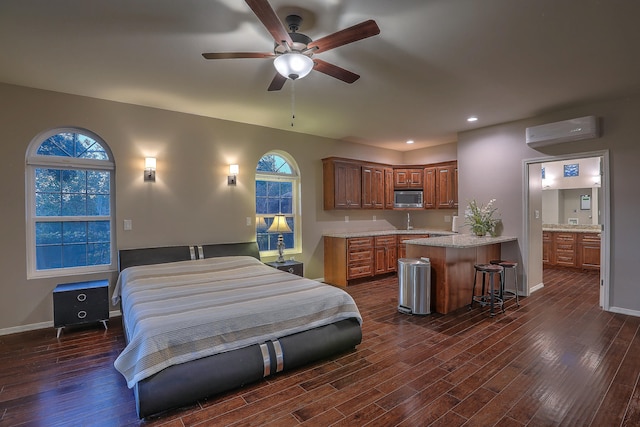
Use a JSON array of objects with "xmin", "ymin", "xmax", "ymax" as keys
[
  {"xmin": 25, "ymin": 128, "xmax": 116, "ymax": 279},
  {"xmin": 255, "ymin": 151, "xmax": 301, "ymax": 257}
]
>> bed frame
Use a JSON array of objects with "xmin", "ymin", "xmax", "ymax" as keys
[{"xmin": 117, "ymin": 242, "xmax": 362, "ymax": 418}]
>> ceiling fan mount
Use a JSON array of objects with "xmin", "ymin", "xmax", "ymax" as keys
[{"xmin": 202, "ymin": 0, "xmax": 380, "ymax": 91}]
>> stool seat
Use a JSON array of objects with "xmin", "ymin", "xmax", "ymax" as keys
[{"xmin": 475, "ymin": 264, "xmax": 503, "ymax": 273}]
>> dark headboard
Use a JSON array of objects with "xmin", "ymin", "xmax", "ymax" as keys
[{"xmin": 118, "ymin": 241, "xmax": 260, "ymax": 272}]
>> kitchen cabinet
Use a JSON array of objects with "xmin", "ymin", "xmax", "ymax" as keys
[
  {"xmin": 322, "ymin": 158, "xmax": 362, "ymax": 209},
  {"xmin": 578, "ymin": 233, "xmax": 601, "ymax": 270},
  {"xmin": 362, "ymin": 164, "xmax": 385, "ymax": 209},
  {"xmin": 554, "ymin": 232, "xmax": 577, "ymax": 267},
  {"xmin": 397, "ymin": 234, "xmax": 429, "ymax": 259},
  {"xmin": 544, "ymin": 230, "xmax": 600, "ymax": 270},
  {"xmin": 324, "ymin": 236, "xmax": 374, "ymax": 287},
  {"xmin": 384, "ymin": 168, "xmax": 395, "ymax": 209},
  {"xmin": 394, "ymin": 168, "xmax": 424, "ymax": 189},
  {"xmin": 423, "ymin": 167, "xmax": 436, "ymax": 209},
  {"xmin": 374, "ymin": 235, "xmax": 397, "ymax": 274},
  {"xmin": 435, "ymin": 162, "xmax": 458, "ymax": 209},
  {"xmin": 542, "ymin": 231, "xmax": 553, "ymax": 265}
]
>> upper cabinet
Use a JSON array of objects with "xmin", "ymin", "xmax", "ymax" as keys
[
  {"xmin": 393, "ymin": 168, "xmax": 424, "ymax": 189},
  {"xmin": 323, "ymin": 158, "xmax": 362, "ymax": 209},
  {"xmin": 435, "ymin": 162, "xmax": 458, "ymax": 209},
  {"xmin": 322, "ymin": 157, "xmax": 458, "ymax": 211},
  {"xmin": 361, "ymin": 164, "xmax": 385, "ymax": 210}
]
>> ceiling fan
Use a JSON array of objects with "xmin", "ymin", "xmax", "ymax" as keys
[{"xmin": 202, "ymin": 0, "xmax": 380, "ymax": 91}]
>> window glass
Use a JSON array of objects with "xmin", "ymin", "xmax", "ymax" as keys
[
  {"xmin": 26, "ymin": 129, "xmax": 115, "ymax": 278},
  {"xmin": 255, "ymin": 153, "xmax": 299, "ymax": 254}
]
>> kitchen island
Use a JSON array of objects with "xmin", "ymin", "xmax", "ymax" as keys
[{"xmin": 405, "ymin": 235, "xmax": 517, "ymax": 314}]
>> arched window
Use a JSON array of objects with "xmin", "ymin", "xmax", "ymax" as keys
[
  {"xmin": 25, "ymin": 128, "xmax": 115, "ymax": 278},
  {"xmin": 255, "ymin": 152, "xmax": 300, "ymax": 256}
]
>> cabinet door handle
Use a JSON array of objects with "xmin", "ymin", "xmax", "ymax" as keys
[
  {"xmin": 77, "ymin": 293, "xmax": 87, "ymax": 302},
  {"xmin": 288, "ymin": 267, "xmax": 294, "ymax": 274},
  {"xmin": 77, "ymin": 310, "xmax": 87, "ymax": 319}
]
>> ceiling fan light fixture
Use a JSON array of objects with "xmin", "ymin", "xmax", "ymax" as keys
[{"xmin": 274, "ymin": 52, "xmax": 314, "ymax": 80}]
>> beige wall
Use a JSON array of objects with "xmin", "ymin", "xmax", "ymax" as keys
[
  {"xmin": 458, "ymin": 94, "xmax": 640, "ymax": 315},
  {"xmin": 0, "ymin": 83, "xmax": 456, "ymax": 332}
]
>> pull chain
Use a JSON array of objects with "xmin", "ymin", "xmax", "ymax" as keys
[{"xmin": 290, "ymin": 79, "xmax": 296, "ymax": 127}]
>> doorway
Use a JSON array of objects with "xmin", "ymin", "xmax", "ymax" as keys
[{"xmin": 524, "ymin": 150, "xmax": 609, "ymax": 308}]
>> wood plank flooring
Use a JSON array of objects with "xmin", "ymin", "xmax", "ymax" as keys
[{"xmin": 2, "ymin": 268, "xmax": 640, "ymax": 426}]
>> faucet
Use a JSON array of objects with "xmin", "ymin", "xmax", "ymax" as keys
[{"xmin": 406, "ymin": 212, "xmax": 413, "ymax": 230}]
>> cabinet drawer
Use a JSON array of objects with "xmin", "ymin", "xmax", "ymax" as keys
[
  {"xmin": 580, "ymin": 233, "xmax": 601, "ymax": 243},
  {"xmin": 348, "ymin": 237, "xmax": 373, "ymax": 250},
  {"xmin": 348, "ymin": 262, "xmax": 374, "ymax": 279},
  {"xmin": 555, "ymin": 233, "xmax": 575, "ymax": 242},
  {"xmin": 375, "ymin": 235, "xmax": 397, "ymax": 246},
  {"xmin": 348, "ymin": 249, "xmax": 373, "ymax": 263},
  {"xmin": 398, "ymin": 234, "xmax": 429, "ymax": 243},
  {"xmin": 555, "ymin": 242, "xmax": 575, "ymax": 251}
]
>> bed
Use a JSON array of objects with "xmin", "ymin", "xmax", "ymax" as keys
[{"xmin": 113, "ymin": 242, "xmax": 362, "ymax": 418}]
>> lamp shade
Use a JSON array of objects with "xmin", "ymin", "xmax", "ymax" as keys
[
  {"xmin": 274, "ymin": 53, "xmax": 314, "ymax": 80},
  {"xmin": 145, "ymin": 157, "xmax": 156, "ymax": 169},
  {"xmin": 267, "ymin": 214, "xmax": 292, "ymax": 233}
]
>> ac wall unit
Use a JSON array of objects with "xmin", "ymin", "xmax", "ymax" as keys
[{"xmin": 526, "ymin": 116, "xmax": 598, "ymax": 148}]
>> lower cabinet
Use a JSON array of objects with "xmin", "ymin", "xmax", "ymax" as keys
[
  {"xmin": 324, "ymin": 236, "xmax": 373, "ymax": 287},
  {"xmin": 578, "ymin": 233, "xmax": 601, "ymax": 270},
  {"xmin": 554, "ymin": 232, "xmax": 577, "ymax": 268},
  {"xmin": 397, "ymin": 234, "xmax": 429, "ymax": 259},
  {"xmin": 544, "ymin": 231, "xmax": 600, "ymax": 270},
  {"xmin": 374, "ymin": 235, "xmax": 397, "ymax": 275}
]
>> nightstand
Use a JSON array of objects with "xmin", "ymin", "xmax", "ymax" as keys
[
  {"xmin": 265, "ymin": 260, "xmax": 303, "ymax": 277},
  {"xmin": 53, "ymin": 279, "xmax": 109, "ymax": 338}
]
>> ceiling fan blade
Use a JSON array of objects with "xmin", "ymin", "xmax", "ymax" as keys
[
  {"xmin": 267, "ymin": 73, "xmax": 287, "ymax": 91},
  {"xmin": 307, "ymin": 20, "xmax": 380, "ymax": 53},
  {"xmin": 313, "ymin": 59, "xmax": 360, "ymax": 84},
  {"xmin": 202, "ymin": 52, "xmax": 274, "ymax": 60},
  {"xmin": 245, "ymin": 0, "xmax": 293, "ymax": 46}
]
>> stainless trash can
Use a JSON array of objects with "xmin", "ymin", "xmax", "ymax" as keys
[{"xmin": 398, "ymin": 258, "xmax": 431, "ymax": 315}]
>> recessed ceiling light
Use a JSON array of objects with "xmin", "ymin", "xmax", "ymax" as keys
[
  {"xmin": 467, "ymin": 116, "xmax": 478, "ymax": 122},
  {"xmin": 406, "ymin": 140, "xmax": 414, "ymax": 144}
]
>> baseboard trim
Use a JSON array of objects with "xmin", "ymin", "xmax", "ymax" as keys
[{"xmin": 0, "ymin": 309, "xmax": 122, "ymax": 336}]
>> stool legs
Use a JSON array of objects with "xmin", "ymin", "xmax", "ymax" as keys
[{"xmin": 470, "ymin": 264, "xmax": 504, "ymax": 316}]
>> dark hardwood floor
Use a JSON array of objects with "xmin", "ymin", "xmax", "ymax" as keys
[{"xmin": 2, "ymin": 268, "xmax": 640, "ymax": 426}]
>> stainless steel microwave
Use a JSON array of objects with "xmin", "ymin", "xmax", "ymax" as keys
[{"xmin": 394, "ymin": 190, "xmax": 423, "ymax": 208}]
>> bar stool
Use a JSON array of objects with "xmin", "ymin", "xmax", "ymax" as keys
[
  {"xmin": 469, "ymin": 263, "xmax": 504, "ymax": 316},
  {"xmin": 490, "ymin": 260, "xmax": 520, "ymax": 307}
]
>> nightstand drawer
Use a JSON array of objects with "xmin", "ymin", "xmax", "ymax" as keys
[
  {"xmin": 53, "ymin": 280, "xmax": 109, "ymax": 335},
  {"xmin": 265, "ymin": 261, "xmax": 303, "ymax": 277}
]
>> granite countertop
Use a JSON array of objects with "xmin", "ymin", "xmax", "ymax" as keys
[
  {"xmin": 404, "ymin": 234, "xmax": 517, "ymax": 249},
  {"xmin": 542, "ymin": 224, "xmax": 601, "ymax": 233},
  {"xmin": 323, "ymin": 229, "xmax": 456, "ymax": 238}
]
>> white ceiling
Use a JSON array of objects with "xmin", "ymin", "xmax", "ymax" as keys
[{"xmin": 1, "ymin": 0, "xmax": 639, "ymax": 152}]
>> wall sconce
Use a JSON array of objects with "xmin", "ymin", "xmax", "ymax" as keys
[
  {"xmin": 228, "ymin": 164, "xmax": 238, "ymax": 185},
  {"xmin": 144, "ymin": 157, "xmax": 156, "ymax": 182}
]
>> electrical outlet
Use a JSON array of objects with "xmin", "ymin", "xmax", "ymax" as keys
[
  {"xmin": 444, "ymin": 215, "xmax": 451, "ymax": 223},
  {"xmin": 373, "ymin": 215, "xmax": 376, "ymax": 221},
  {"xmin": 124, "ymin": 219, "xmax": 132, "ymax": 231},
  {"xmin": 345, "ymin": 216, "xmax": 349, "ymax": 223},
  {"xmin": 246, "ymin": 217, "xmax": 251, "ymax": 226}
]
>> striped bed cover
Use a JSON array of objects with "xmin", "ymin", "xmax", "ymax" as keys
[{"xmin": 113, "ymin": 256, "xmax": 362, "ymax": 388}]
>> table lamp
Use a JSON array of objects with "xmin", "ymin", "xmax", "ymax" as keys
[{"xmin": 267, "ymin": 214, "xmax": 291, "ymax": 263}]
